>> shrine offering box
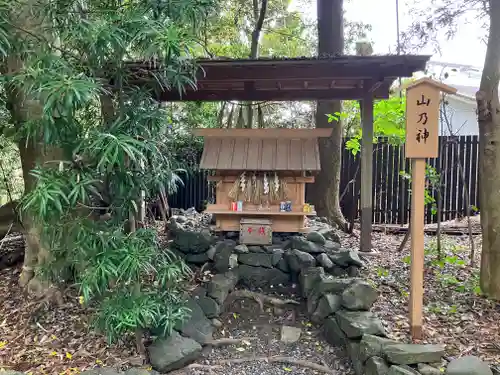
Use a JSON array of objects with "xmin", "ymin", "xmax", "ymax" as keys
[{"xmin": 239, "ymin": 218, "xmax": 272, "ymax": 245}]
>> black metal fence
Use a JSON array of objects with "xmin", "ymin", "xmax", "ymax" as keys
[{"xmin": 168, "ymin": 136, "xmax": 480, "ymax": 224}]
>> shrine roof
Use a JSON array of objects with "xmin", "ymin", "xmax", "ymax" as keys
[
  {"xmin": 125, "ymin": 54, "xmax": 431, "ymax": 102},
  {"xmin": 194, "ymin": 128, "xmax": 332, "ymax": 171}
]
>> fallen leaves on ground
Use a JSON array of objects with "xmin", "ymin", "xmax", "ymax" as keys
[{"xmin": 341, "ymin": 227, "xmax": 500, "ymax": 365}]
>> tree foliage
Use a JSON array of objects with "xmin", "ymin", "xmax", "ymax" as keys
[{"xmin": 0, "ymin": 0, "xmax": 217, "ymax": 343}]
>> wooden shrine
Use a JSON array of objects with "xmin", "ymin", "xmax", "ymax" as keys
[{"xmin": 193, "ymin": 128, "xmax": 333, "ymax": 236}]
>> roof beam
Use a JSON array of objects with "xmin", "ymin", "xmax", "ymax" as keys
[{"xmin": 157, "ymin": 87, "xmax": 391, "ymax": 102}]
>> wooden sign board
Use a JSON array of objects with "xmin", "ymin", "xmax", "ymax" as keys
[
  {"xmin": 404, "ymin": 77, "xmax": 456, "ymax": 340},
  {"xmin": 406, "ymin": 81, "xmax": 442, "ymax": 158}
]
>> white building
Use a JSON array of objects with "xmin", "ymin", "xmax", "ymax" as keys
[{"xmin": 422, "ymin": 61, "xmax": 481, "ymax": 136}]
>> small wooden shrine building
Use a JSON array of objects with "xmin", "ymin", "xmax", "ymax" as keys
[{"xmin": 193, "ymin": 128, "xmax": 332, "ymax": 236}]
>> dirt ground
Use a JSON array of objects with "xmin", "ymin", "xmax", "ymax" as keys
[{"xmin": 1, "ymin": 226, "xmax": 499, "ymax": 373}]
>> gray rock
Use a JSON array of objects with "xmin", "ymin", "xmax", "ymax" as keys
[
  {"xmin": 341, "ymin": 280, "xmax": 378, "ymax": 311},
  {"xmin": 324, "ymin": 240, "xmax": 342, "ymax": 253},
  {"xmin": 280, "ymin": 325, "xmax": 302, "ymax": 344},
  {"xmin": 399, "ymin": 365, "xmax": 420, "ymax": 374},
  {"xmin": 287, "ymin": 249, "xmax": 317, "ymax": 273},
  {"xmin": 148, "ymin": 331, "xmax": 202, "ymax": 372},
  {"xmin": 359, "ymin": 334, "xmax": 400, "ymax": 362},
  {"xmin": 125, "ymin": 370, "xmax": 160, "ymax": 375},
  {"xmin": 229, "ymin": 253, "xmax": 238, "ymax": 269},
  {"xmin": 306, "ymin": 231, "xmax": 326, "ymax": 245},
  {"xmin": 311, "ymin": 293, "xmax": 342, "ymax": 323},
  {"xmin": 185, "ymin": 252, "xmax": 210, "ymax": 264},
  {"xmin": 323, "ymin": 316, "xmax": 348, "ymax": 347},
  {"xmin": 387, "ymin": 366, "xmax": 419, "ymax": 375},
  {"xmin": 191, "ymin": 286, "xmax": 207, "ymax": 299},
  {"xmin": 383, "ymin": 344, "xmax": 445, "ymax": 365},
  {"xmin": 206, "ymin": 245, "xmax": 216, "ymax": 260},
  {"xmin": 211, "ymin": 318, "xmax": 223, "ymax": 328},
  {"xmin": 446, "ymin": 356, "xmax": 493, "ymax": 375},
  {"xmin": 207, "ymin": 270, "xmax": 239, "ymax": 304},
  {"xmin": 417, "ymin": 363, "xmax": 442, "ymax": 375},
  {"xmin": 248, "ymin": 245, "xmax": 266, "ymax": 253},
  {"xmin": 335, "ymin": 310, "xmax": 386, "ymax": 339},
  {"xmin": 365, "ymin": 356, "xmax": 390, "ymax": 375},
  {"xmin": 347, "ymin": 341, "xmax": 364, "ymax": 375},
  {"xmin": 238, "ymin": 264, "xmax": 289, "ymax": 287},
  {"xmin": 196, "ymin": 296, "xmax": 220, "ymax": 318},
  {"xmin": 329, "ymin": 249, "xmax": 364, "ymax": 267},
  {"xmin": 330, "ymin": 266, "xmax": 348, "ymax": 276},
  {"xmin": 238, "ymin": 253, "xmax": 273, "ymax": 268},
  {"xmin": 234, "ymin": 244, "xmax": 249, "ymax": 253},
  {"xmin": 315, "ymin": 275, "xmax": 362, "ymax": 295},
  {"xmin": 290, "ymin": 236, "xmax": 324, "ymax": 253},
  {"xmin": 80, "ymin": 370, "xmax": 121, "ymax": 375},
  {"xmin": 0, "ymin": 372, "xmax": 25, "ymax": 375},
  {"xmin": 174, "ymin": 298, "xmax": 213, "ymax": 344},
  {"xmin": 172, "ymin": 229, "xmax": 213, "ymax": 254},
  {"xmin": 298, "ymin": 266, "xmax": 324, "ymax": 298},
  {"xmin": 213, "ymin": 240, "xmax": 236, "ymax": 273},
  {"xmin": 318, "ymin": 227, "xmax": 341, "ymax": 243},
  {"xmin": 277, "ymin": 257, "xmax": 290, "ymax": 273},
  {"xmin": 271, "ymin": 248, "xmax": 284, "ymax": 266},
  {"xmin": 317, "ymin": 253, "xmax": 334, "ymax": 269},
  {"xmin": 347, "ymin": 265, "xmax": 361, "ymax": 277}
]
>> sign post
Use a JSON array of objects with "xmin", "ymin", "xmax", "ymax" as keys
[{"xmin": 404, "ymin": 78, "xmax": 456, "ymax": 340}]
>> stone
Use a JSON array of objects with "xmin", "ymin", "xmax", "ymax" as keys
[
  {"xmin": 191, "ymin": 286, "xmax": 207, "ymax": 299},
  {"xmin": 311, "ymin": 293, "xmax": 342, "ymax": 323},
  {"xmin": 347, "ymin": 341, "xmax": 365, "ymax": 375},
  {"xmin": 229, "ymin": 254, "xmax": 238, "ymax": 269},
  {"xmin": 387, "ymin": 366, "xmax": 419, "ymax": 375},
  {"xmin": 306, "ymin": 231, "xmax": 326, "ymax": 245},
  {"xmin": 148, "ymin": 331, "xmax": 202, "ymax": 372},
  {"xmin": 417, "ymin": 363, "xmax": 442, "ymax": 375},
  {"xmin": 213, "ymin": 240, "xmax": 236, "ymax": 273},
  {"xmin": 196, "ymin": 296, "xmax": 220, "ymax": 318},
  {"xmin": 271, "ymin": 248, "xmax": 284, "ymax": 266},
  {"xmin": 172, "ymin": 229, "xmax": 213, "ymax": 254},
  {"xmin": 238, "ymin": 265, "xmax": 289, "ymax": 288},
  {"xmin": 347, "ymin": 265, "xmax": 361, "ymax": 277},
  {"xmin": 341, "ymin": 280, "xmax": 378, "ymax": 311},
  {"xmin": 280, "ymin": 325, "xmax": 302, "ymax": 344},
  {"xmin": 323, "ymin": 316, "xmax": 348, "ymax": 347},
  {"xmin": 324, "ymin": 240, "xmax": 342, "ymax": 253},
  {"xmin": 315, "ymin": 275, "xmax": 362, "ymax": 295},
  {"xmin": 234, "ymin": 244, "xmax": 249, "ymax": 254},
  {"xmin": 317, "ymin": 253, "xmax": 334, "ymax": 269},
  {"xmin": 211, "ymin": 318, "xmax": 223, "ymax": 328},
  {"xmin": 330, "ymin": 249, "xmax": 364, "ymax": 267},
  {"xmin": 290, "ymin": 236, "xmax": 324, "ymax": 253},
  {"xmin": 174, "ymin": 298, "xmax": 213, "ymax": 344},
  {"xmin": 446, "ymin": 356, "xmax": 493, "ymax": 375},
  {"xmin": 80, "ymin": 370, "xmax": 121, "ymax": 375},
  {"xmin": 185, "ymin": 252, "xmax": 210, "ymax": 264},
  {"xmin": 277, "ymin": 257, "xmax": 290, "ymax": 273},
  {"xmin": 207, "ymin": 270, "xmax": 239, "ymax": 304},
  {"xmin": 399, "ymin": 365, "xmax": 420, "ymax": 374},
  {"xmin": 248, "ymin": 245, "xmax": 266, "ymax": 253},
  {"xmin": 330, "ymin": 266, "xmax": 347, "ymax": 276},
  {"xmin": 0, "ymin": 372, "xmax": 24, "ymax": 375},
  {"xmin": 238, "ymin": 253, "xmax": 273, "ymax": 268},
  {"xmin": 365, "ymin": 356, "xmax": 390, "ymax": 375},
  {"xmin": 286, "ymin": 249, "xmax": 317, "ymax": 273},
  {"xmin": 359, "ymin": 334, "xmax": 399, "ymax": 362},
  {"xmin": 318, "ymin": 227, "xmax": 341, "ymax": 243},
  {"xmin": 206, "ymin": 245, "xmax": 216, "ymax": 260},
  {"xmin": 382, "ymin": 344, "xmax": 445, "ymax": 365},
  {"xmin": 298, "ymin": 266, "xmax": 324, "ymax": 298},
  {"xmin": 125, "ymin": 370, "xmax": 160, "ymax": 375},
  {"xmin": 335, "ymin": 310, "xmax": 386, "ymax": 339}
]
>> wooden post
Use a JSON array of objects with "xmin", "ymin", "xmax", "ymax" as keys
[
  {"xmin": 405, "ymin": 78, "xmax": 456, "ymax": 339},
  {"xmin": 360, "ymin": 91, "xmax": 374, "ymax": 252}
]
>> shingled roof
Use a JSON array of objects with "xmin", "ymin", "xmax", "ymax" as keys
[{"xmin": 194, "ymin": 128, "xmax": 332, "ymax": 172}]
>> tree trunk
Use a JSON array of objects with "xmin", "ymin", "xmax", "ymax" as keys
[
  {"xmin": 478, "ymin": 0, "xmax": 500, "ymax": 299},
  {"xmin": 310, "ymin": 0, "xmax": 347, "ymax": 229}
]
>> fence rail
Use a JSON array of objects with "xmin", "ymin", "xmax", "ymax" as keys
[{"xmin": 168, "ymin": 135, "xmax": 480, "ymax": 224}]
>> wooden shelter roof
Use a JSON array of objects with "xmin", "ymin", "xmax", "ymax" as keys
[
  {"xmin": 127, "ymin": 55, "xmax": 431, "ymax": 102},
  {"xmin": 194, "ymin": 128, "xmax": 332, "ymax": 171}
]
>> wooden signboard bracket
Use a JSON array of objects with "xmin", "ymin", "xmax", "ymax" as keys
[{"xmin": 404, "ymin": 78, "xmax": 456, "ymax": 340}]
